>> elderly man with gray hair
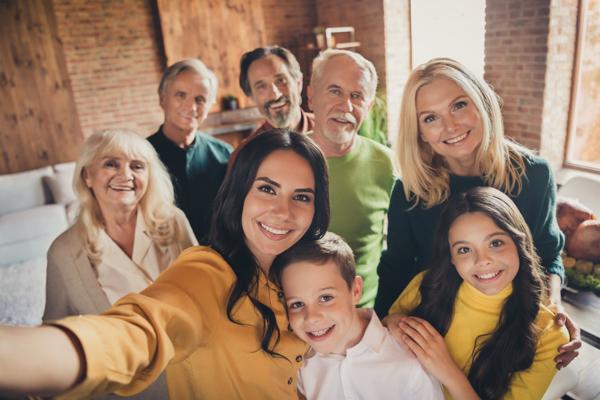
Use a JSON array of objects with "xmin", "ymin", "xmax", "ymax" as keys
[
  {"xmin": 307, "ymin": 49, "xmax": 395, "ymax": 309},
  {"xmin": 148, "ymin": 59, "xmax": 232, "ymax": 242}
]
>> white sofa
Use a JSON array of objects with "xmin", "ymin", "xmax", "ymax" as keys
[{"xmin": 0, "ymin": 162, "xmax": 76, "ymax": 326}]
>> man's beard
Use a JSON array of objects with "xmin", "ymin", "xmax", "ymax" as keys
[
  {"xmin": 322, "ymin": 112, "xmax": 357, "ymax": 144},
  {"xmin": 261, "ymin": 95, "xmax": 298, "ymax": 128}
]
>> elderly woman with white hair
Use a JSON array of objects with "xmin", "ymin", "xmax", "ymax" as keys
[
  {"xmin": 43, "ymin": 128, "xmax": 197, "ymax": 399},
  {"xmin": 374, "ymin": 58, "xmax": 581, "ymax": 368}
]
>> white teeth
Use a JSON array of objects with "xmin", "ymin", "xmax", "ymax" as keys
[
  {"xmin": 269, "ymin": 100, "xmax": 286, "ymax": 108},
  {"xmin": 476, "ymin": 271, "xmax": 501, "ymax": 280},
  {"xmin": 445, "ymin": 132, "xmax": 468, "ymax": 144},
  {"xmin": 109, "ymin": 186, "xmax": 133, "ymax": 191},
  {"xmin": 310, "ymin": 326, "xmax": 333, "ymax": 337},
  {"xmin": 260, "ymin": 222, "xmax": 291, "ymax": 235}
]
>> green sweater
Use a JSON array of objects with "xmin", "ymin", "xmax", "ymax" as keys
[
  {"xmin": 374, "ymin": 154, "xmax": 565, "ymax": 317},
  {"xmin": 326, "ymin": 135, "xmax": 395, "ymax": 307}
]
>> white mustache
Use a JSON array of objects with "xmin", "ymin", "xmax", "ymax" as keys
[{"xmin": 328, "ymin": 112, "xmax": 356, "ymax": 125}]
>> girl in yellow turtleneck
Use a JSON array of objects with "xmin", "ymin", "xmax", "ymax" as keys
[{"xmin": 389, "ymin": 187, "xmax": 569, "ymax": 400}]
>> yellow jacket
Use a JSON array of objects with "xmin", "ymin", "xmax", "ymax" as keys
[
  {"xmin": 390, "ymin": 272, "xmax": 569, "ymax": 400},
  {"xmin": 50, "ymin": 246, "xmax": 308, "ymax": 400}
]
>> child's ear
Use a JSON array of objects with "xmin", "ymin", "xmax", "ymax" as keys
[{"xmin": 351, "ymin": 276, "xmax": 363, "ymax": 306}]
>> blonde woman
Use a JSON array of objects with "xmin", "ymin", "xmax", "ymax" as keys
[
  {"xmin": 374, "ymin": 58, "xmax": 580, "ymax": 368},
  {"xmin": 43, "ymin": 129, "xmax": 197, "ymax": 399}
]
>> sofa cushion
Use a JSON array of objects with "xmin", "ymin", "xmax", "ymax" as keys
[
  {"xmin": 43, "ymin": 170, "xmax": 76, "ymax": 205},
  {"xmin": 0, "ymin": 257, "xmax": 46, "ymax": 326},
  {"xmin": 0, "ymin": 166, "xmax": 54, "ymax": 215},
  {"xmin": 0, "ymin": 204, "xmax": 68, "ymax": 266},
  {"xmin": 53, "ymin": 161, "xmax": 76, "ymax": 173}
]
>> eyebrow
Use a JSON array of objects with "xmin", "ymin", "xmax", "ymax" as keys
[
  {"xmin": 418, "ymin": 95, "xmax": 469, "ymax": 118},
  {"xmin": 255, "ymin": 177, "xmax": 315, "ymax": 194},
  {"xmin": 451, "ymin": 231, "xmax": 509, "ymax": 248}
]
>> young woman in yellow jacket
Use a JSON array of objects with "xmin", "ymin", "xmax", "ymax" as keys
[{"xmin": 0, "ymin": 128, "xmax": 330, "ymax": 400}]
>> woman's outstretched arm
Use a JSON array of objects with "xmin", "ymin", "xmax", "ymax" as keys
[{"xmin": 0, "ymin": 325, "xmax": 85, "ymax": 397}]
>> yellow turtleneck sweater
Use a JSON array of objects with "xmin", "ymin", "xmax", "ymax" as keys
[{"xmin": 390, "ymin": 272, "xmax": 569, "ymax": 400}]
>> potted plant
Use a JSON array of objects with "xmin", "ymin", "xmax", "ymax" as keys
[
  {"xmin": 358, "ymin": 91, "xmax": 388, "ymax": 146},
  {"xmin": 223, "ymin": 94, "xmax": 239, "ymax": 110}
]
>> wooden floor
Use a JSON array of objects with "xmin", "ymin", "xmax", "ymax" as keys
[{"xmin": 561, "ymin": 341, "xmax": 600, "ymax": 400}]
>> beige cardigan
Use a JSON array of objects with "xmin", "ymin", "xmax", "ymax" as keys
[{"xmin": 43, "ymin": 208, "xmax": 197, "ymax": 400}]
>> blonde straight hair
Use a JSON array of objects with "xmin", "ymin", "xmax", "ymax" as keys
[
  {"xmin": 73, "ymin": 129, "xmax": 183, "ymax": 265},
  {"xmin": 394, "ymin": 58, "xmax": 533, "ymax": 209}
]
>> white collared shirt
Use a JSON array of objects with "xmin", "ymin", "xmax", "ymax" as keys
[
  {"xmin": 95, "ymin": 209, "xmax": 197, "ymax": 304},
  {"xmin": 298, "ymin": 308, "xmax": 445, "ymax": 400}
]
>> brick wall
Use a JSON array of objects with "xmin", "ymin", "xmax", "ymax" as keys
[
  {"xmin": 315, "ymin": 0, "xmax": 387, "ymax": 92},
  {"xmin": 541, "ymin": 0, "xmax": 578, "ymax": 168},
  {"xmin": 53, "ymin": 0, "xmax": 166, "ymax": 138},
  {"xmin": 51, "ymin": 0, "xmax": 410, "ymax": 143},
  {"xmin": 314, "ymin": 0, "xmax": 411, "ymax": 145},
  {"xmin": 384, "ymin": 0, "xmax": 411, "ymax": 144},
  {"xmin": 262, "ymin": 0, "xmax": 317, "ymax": 50},
  {"xmin": 484, "ymin": 0, "xmax": 578, "ymax": 169}
]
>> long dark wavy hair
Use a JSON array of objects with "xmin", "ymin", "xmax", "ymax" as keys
[
  {"xmin": 208, "ymin": 128, "xmax": 330, "ymax": 359},
  {"xmin": 411, "ymin": 187, "xmax": 547, "ymax": 400}
]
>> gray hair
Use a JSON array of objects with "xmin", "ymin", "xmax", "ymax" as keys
[
  {"xmin": 158, "ymin": 59, "xmax": 218, "ymax": 106},
  {"xmin": 74, "ymin": 129, "xmax": 183, "ymax": 266},
  {"xmin": 310, "ymin": 50, "xmax": 378, "ymax": 101}
]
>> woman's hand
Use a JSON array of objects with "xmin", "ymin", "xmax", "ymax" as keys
[
  {"xmin": 0, "ymin": 325, "xmax": 85, "ymax": 397},
  {"xmin": 400, "ymin": 317, "xmax": 481, "ymax": 400},
  {"xmin": 548, "ymin": 273, "xmax": 582, "ymax": 369},
  {"xmin": 381, "ymin": 312, "xmax": 415, "ymax": 358}
]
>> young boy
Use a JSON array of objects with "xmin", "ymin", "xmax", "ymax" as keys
[{"xmin": 274, "ymin": 232, "xmax": 444, "ymax": 400}]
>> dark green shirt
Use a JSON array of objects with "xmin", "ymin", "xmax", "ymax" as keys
[
  {"xmin": 374, "ymin": 154, "xmax": 565, "ymax": 317},
  {"xmin": 148, "ymin": 126, "xmax": 232, "ymax": 242}
]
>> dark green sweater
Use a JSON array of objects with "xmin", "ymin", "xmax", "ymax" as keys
[{"xmin": 374, "ymin": 154, "xmax": 565, "ymax": 317}]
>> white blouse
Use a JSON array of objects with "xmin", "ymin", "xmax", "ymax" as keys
[{"xmin": 94, "ymin": 208, "xmax": 197, "ymax": 304}]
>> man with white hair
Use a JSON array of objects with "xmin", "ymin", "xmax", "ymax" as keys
[
  {"xmin": 148, "ymin": 59, "xmax": 232, "ymax": 241},
  {"xmin": 308, "ymin": 49, "xmax": 394, "ymax": 308}
]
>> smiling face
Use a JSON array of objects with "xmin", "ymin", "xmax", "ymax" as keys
[
  {"xmin": 416, "ymin": 78, "xmax": 484, "ymax": 176},
  {"xmin": 248, "ymin": 55, "xmax": 302, "ymax": 129},
  {"xmin": 160, "ymin": 70, "xmax": 211, "ymax": 145},
  {"xmin": 282, "ymin": 259, "xmax": 364, "ymax": 355},
  {"xmin": 84, "ymin": 151, "xmax": 148, "ymax": 214},
  {"xmin": 241, "ymin": 150, "xmax": 316, "ymax": 271},
  {"xmin": 308, "ymin": 56, "xmax": 373, "ymax": 147},
  {"xmin": 449, "ymin": 212, "xmax": 520, "ymax": 296}
]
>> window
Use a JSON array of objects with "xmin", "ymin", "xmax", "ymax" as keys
[
  {"xmin": 411, "ymin": 0, "xmax": 485, "ymax": 79},
  {"xmin": 567, "ymin": 0, "xmax": 600, "ymax": 172}
]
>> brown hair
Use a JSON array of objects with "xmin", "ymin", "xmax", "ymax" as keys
[{"xmin": 274, "ymin": 232, "xmax": 355, "ymax": 290}]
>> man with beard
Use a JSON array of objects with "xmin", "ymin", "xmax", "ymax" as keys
[
  {"xmin": 308, "ymin": 49, "xmax": 394, "ymax": 309},
  {"xmin": 227, "ymin": 46, "xmax": 315, "ymax": 170},
  {"xmin": 148, "ymin": 59, "xmax": 232, "ymax": 242}
]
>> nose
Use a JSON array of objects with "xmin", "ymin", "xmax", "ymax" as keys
[
  {"xmin": 273, "ymin": 198, "xmax": 292, "ymax": 220},
  {"xmin": 306, "ymin": 306, "xmax": 323, "ymax": 323},
  {"xmin": 120, "ymin": 165, "xmax": 133, "ymax": 181},
  {"xmin": 445, "ymin": 115, "xmax": 460, "ymax": 132},
  {"xmin": 338, "ymin": 95, "xmax": 353, "ymax": 113},
  {"xmin": 475, "ymin": 249, "xmax": 492, "ymax": 267},
  {"xmin": 268, "ymin": 83, "xmax": 283, "ymax": 100}
]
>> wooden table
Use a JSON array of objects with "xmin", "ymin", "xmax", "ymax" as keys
[{"xmin": 561, "ymin": 288, "xmax": 600, "ymax": 349}]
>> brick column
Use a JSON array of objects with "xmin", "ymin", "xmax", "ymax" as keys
[{"xmin": 484, "ymin": 0, "xmax": 578, "ymax": 170}]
